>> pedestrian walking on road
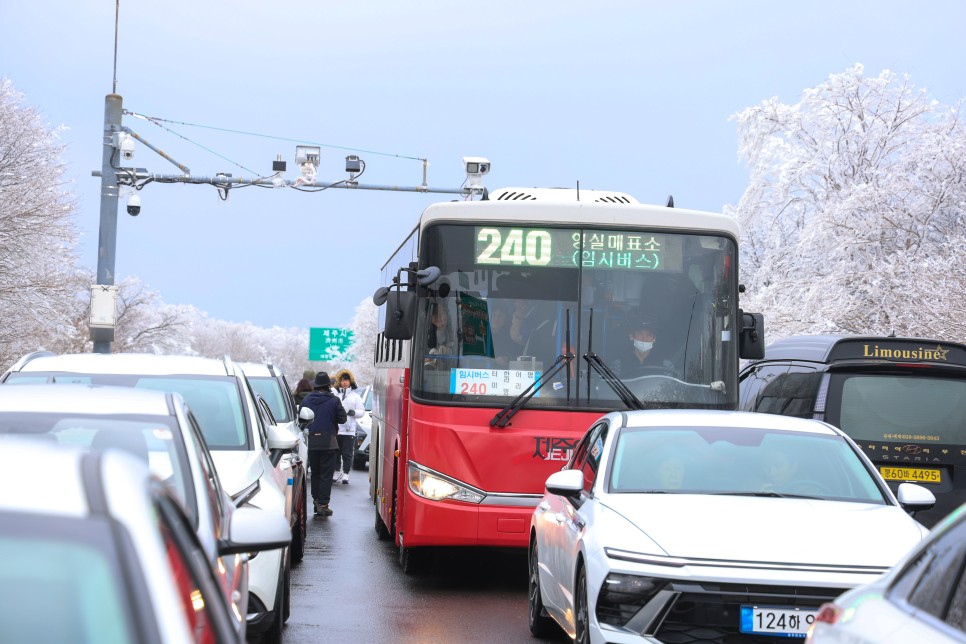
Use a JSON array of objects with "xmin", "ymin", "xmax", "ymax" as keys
[
  {"xmin": 333, "ymin": 369, "xmax": 365, "ymax": 485},
  {"xmin": 299, "ymin": 372, "xmax": 346, "ymax": 517}
]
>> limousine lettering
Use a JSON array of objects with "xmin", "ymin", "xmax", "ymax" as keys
[{"xmin": 862, "ymin": 344, "xmax": 950, "ymax": 361}]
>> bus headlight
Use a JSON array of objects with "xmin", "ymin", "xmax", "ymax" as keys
[{"xmin": 408, "ymin": 463, "xmax": 485, "ymax": 504}]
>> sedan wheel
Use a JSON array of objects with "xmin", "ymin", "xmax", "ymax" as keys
[
  {"xmin": 574, "ymin": 564, "xmax": 590, "ymax": 644},
  {"xmin": 528, "ymin": 542, "xmax": 556, "ymax": 638}
]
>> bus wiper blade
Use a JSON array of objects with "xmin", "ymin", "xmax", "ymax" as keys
[
  {"xmin": 583, "ymin": 352, "xmax": 645, "ymax": 410},
  {"xmin": 490, "ymin": 352, "xmax": 575, "ymax": 428}
]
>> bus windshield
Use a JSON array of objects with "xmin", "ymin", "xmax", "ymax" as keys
[{"xmin": 411, "ymin": 223, "xmax": 739, "ymax": 410}]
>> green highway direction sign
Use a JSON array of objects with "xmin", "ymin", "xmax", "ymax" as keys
[{"xmin": 309, "ymin": 327, "xmax": 355, "ymax": 361}]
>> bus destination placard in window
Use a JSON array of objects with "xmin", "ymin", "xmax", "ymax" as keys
[{"xmin": 450, "ymin": 368, "xmax": 540, "ymax": 397}]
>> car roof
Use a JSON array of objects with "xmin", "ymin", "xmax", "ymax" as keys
[
  {"xmin": 10, "ymin": 352, "xmax": 232, "ymax": 377},
  {"xmin": 0, "ymin": 383, "xmax": 175, "ymax": 416},
  {"xmin": 237, "ymin": 362, "xmax": 281, "ymax": 378},
  {"xmin": 619, "ymin": 409, "xmax": 840, "ymax": 436},
  {"xmin": 0, "ymin": 437, "xmax": 146, "ymax": 517}
]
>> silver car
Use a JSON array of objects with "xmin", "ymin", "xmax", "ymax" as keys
[
  {"xmin": 529, "ymin": 409, "xmax": 936, "ymax": 643},
  {"xmin": 0, "ymin": 437, "xmax": 290, "ymax": 643},
  {"xmin": 0, "ymin": 383, "xmax": 289, "ymax": 640},
  {"xmin": 2, "ymin": 352, "xmax": 298, "ymax": 644},
  {"xmin": 806, "ymin": 502, "xmax": 966, "ymax": 643}
]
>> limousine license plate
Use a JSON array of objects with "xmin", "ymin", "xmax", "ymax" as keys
[
  {"xmin": 880, "ymin": 466, "xmax": 941, "ymax": 484},
  {"xmin": 740, "ymin": 605, "xmax": 816, "ymax": 638}
]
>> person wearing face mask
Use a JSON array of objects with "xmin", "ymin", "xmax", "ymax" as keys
[{"xmin": 619, "ymin": 316, "xmax": 681, "ymax": 380}]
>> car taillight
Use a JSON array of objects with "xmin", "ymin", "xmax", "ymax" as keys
[{"xmin": 813, "ymin": 603, "xmax": 841, "ymax": 625}]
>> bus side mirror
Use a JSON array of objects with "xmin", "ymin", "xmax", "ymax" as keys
[
  {"xmin": 739, "ymin": 311, "xmax": 765, "ymax": 360},
  {"xmin": 384, "ymin": 290, "xmax": 417, "ymax": 340}
]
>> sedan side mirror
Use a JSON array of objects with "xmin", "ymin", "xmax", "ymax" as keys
[
  {"xmin": 545, "ymin": 469, "xmax": 584, "ymax": 498},
  {"xmin": 897, "ymin": 482, "xmax": 936, "ymax": 514}
]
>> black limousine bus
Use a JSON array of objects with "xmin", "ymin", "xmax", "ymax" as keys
[{"xmin": 739, "ymin": 334, "xmax": 966, "ymax": 527}]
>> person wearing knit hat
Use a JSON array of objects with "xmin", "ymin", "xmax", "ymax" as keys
[{"xmin": 298, "ymin": 371, "xmax": 346, "ymax": 516}]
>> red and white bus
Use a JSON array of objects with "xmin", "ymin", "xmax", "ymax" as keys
[{"xmin": 368, "ymin": 186, "xmax": 764, "ymax": 571}]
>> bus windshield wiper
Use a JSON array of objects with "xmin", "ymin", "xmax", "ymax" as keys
[
  {"xmin": 583, "ymin": 308, "xmax": 644, "ymax": 410},
  {"xmin": 490, "ymin": 351, "xmax": 575, "ymax": 428},
  {"xmin": 491, "ymin": 310, "xmax": 574, "ymax": 429}
]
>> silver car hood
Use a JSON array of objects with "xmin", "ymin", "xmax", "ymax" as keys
[
  {"xmin": 210, "ymin": 450, "xmax": 265, "ymax": 497},
  {"xmin": 600, "ymin": 494, "xmax": 928, "ymax": 567}
]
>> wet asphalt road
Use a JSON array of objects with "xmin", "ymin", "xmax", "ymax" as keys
[{"xmin": 283, "ymin": 468, "xmax": 571, "ymax": 644}]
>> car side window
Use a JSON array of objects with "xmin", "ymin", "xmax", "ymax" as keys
[
  {"xmin": 578, "ymin": 421, "xmax": 609, "ymax": 494},
  {"xmin": 740, "ymin": 363, "xmax": 821, "ymax": 419},
  {"xmin": 241, "ymin": 376, "xmax": 269, "ymax": 449},
  {"xmin": 903, "ymin": 519, "xmax": 966, "ymax": 627}
]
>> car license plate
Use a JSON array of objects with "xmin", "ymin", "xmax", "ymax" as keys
[
  {"xmin": 879, "ymin": 466, "xmax": 941, "ymax": 484},
  {"xmin": 740, "ymin": 605, "xmax": 816, "ymax": 638}
]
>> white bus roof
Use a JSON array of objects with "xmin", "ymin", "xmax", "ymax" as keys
[{"xmin": 420, "ymin": 187, "xmax": 739, "ymax": 237}]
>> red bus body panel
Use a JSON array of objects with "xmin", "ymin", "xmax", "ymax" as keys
[{"xmin": 376, "ymin": 366, "xmax": 604, "ymax": 549}]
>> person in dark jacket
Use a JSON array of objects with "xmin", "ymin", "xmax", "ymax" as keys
[{"xmin": 298, "ymin": 372, "xmax": 347, "ymax": 516}]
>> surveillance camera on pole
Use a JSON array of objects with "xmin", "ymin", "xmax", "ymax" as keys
[
  {"xmin": 463, "ymin": 156, "xmax": 490, "ymax": 191},
  {"xmin": 113, "ymin": 132, "xmax": 135, "ymax": 161},
  {"xmin": 126, "ymin": 193, "xmax": 141, "ymax": 216}
]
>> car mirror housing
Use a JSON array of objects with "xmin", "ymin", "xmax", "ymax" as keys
[
  {"xmin": 897, "ymin": 482, "xmax": 936, "ymax": 513},
  {"xmin": 545, "ymin": 469, "xmax": 584, "ymax": 498},
  {"xmin": 267, "ymin": 423, "xmax": 299, "ymax": 451}
]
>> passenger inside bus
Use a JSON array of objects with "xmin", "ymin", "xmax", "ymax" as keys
[
  {"xmin": 487, "ymin": 301, "xmax": 522, "ymax": 367},
  {"xmin": 425, "ymin": 302, "xmax": 457, "ymax": 367}
]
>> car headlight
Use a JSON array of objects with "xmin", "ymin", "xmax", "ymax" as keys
[
  {"xmin": 408, "ymin": 463, "xmax": 484, "ymax": 504},
  {"xmin": 596, "ymin": 573, "xmax": 667, "ymax": 628},
  {"xmin": 355, "ymin": 429, "xmax": 366, "ymax": 448}
]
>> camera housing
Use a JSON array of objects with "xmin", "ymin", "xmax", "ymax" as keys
[
  {"xmin": 113, "ymin": 132, "xmax": 135, "ymax": 161},
  {"xmin": 462, "ymin": 156, "xmax": 491, "ymax": 191},
  {"xmin": 463, "ymin": 156, "xmax": 490, "ymax": 176},
  {"xmin": 126, "ymin": 193, "xmax": 141, "ymax": 216}
]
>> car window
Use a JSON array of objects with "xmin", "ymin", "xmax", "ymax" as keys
[
  {"xmin": 0, "ymin": 412, "xmax": 197, "ymax": 524},
  {"xmin": 135, "ymin": 377, "xmax": 248, "ymax": 450},
  {"xmin": 609, "ymin": 425, "xmax": 887, "ymax": 501},
  {"xmin": 0, "ymin": 516, "xmax": 137, "ymax": 643},
  {"xmin": 249, "ymin": 377, "xmax": 293, "ymax": 423},
  {"xmin": 579, "ymin": 422, "xmax": 609, "ymax": 493},
  {"xmin": 904, "ymin": 518, "xmax": 966, "ymax": 628}
]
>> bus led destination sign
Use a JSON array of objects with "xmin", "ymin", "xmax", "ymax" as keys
[{"xmin": 475, "ymin": 226, "xmax": 674, "ymax": 271}]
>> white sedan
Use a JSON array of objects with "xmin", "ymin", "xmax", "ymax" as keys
[{"xmin": 528, "ymin": 409, "xmax": 936, "ymax": 644}]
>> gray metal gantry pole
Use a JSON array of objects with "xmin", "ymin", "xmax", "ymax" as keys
[{"xmin": 92, "ymin": 93, "xmax": 123, "ymax": 354}]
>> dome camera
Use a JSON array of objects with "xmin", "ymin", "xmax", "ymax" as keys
[{"xmin": 126, "ymin": 193, "xmax": 141, "ymax": 216}]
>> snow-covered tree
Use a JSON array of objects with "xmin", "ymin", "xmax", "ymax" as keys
[
  {"xmin": 729, "ymin": 65, "xmax": 966, "ymax": 343},
  {"xmin": 0, "ymin": 78, "xmax": 80, "ymax": 366},
  {"xmin": 328, "ymin": 297, "xmax": 377, "ymax": 385}
]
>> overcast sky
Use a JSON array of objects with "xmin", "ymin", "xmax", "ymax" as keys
[{"xmin": 2, "ymin": 1, "xmax": 965, "ymax": 331}]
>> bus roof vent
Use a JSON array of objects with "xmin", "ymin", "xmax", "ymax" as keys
[{"xmin": 489, "ymin": 187, "xmax": 639, "ymax": 204}]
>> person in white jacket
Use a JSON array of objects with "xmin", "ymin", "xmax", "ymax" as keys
[{"xmin": 333, "ymin": 369, "xmax": 365, "ymax": 484}]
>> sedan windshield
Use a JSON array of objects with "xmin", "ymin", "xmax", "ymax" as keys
[{"xmin": 610, "ymin": 426, "xmax": 887, "ymax": 503}]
